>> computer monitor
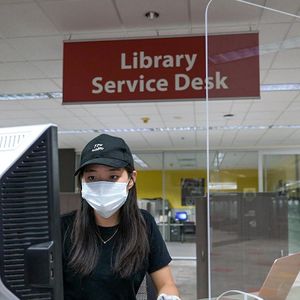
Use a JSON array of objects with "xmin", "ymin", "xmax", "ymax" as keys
[
  {"xmin": 0, "ymin": 124, "xmax": 63, "ymax": 300},
  {"xmin": 175, "ymin": 211, "xmax": 188, "ymax": 222}
]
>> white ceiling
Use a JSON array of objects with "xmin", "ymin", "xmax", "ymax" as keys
[{"xmin": 0, "ymin": 0, "xmax": 300, "ymax": 169}]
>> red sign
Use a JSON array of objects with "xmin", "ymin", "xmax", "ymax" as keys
[{"xmin": 63, "ymin": 33, "xmax": 259, "ymax": 103}]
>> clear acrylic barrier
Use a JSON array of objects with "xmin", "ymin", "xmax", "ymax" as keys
[
  {"xmin": 216, "ymin": 290, "xmax": 263, "ymax": 300},
  {"xmin": 205, "ymin": 0, "xmax": 300, "ymax": 299}
]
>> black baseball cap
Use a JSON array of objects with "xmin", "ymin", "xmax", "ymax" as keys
[{"xmin": 74, "ymin": 134, "xmax": 134, "ymax": 175}]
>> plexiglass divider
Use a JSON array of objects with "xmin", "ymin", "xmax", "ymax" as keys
[{"xmin": 204, "ymin": 1, "xmax": 300, "ymax": 299}]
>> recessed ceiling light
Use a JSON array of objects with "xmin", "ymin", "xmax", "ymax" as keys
[
  {"xmin": 145, "ymin": 11, "xmax": 159, "ymax": 20},
  {"xmin": 141, "ymin": 117, "xmax": 150, "ymax": 124}
]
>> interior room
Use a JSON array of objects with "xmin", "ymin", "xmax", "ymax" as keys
[{"xmin": 0, "ymin": 0, "xmax": 300, "ymax": 299}]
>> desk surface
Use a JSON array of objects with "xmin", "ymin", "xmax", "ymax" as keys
[{"xmin": 198, "ymin": 286, "xmax": 300, "ymax": 300}]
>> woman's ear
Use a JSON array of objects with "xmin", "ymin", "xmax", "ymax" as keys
[{"xmin": 128, "ymin": 170, "xmax": 137, "ymax": 189}]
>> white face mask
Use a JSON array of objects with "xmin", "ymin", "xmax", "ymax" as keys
[{"xmin": 81, "ymin": 181, "xmax": 128, "ymax": 218}]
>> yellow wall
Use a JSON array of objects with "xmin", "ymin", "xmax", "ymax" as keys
[
  {"xmin": 164, "ymin": 170, "xmax": 206, "ymax": 208},
  {"xmin": 136, "ymin": 170, "xmax": 163, "ymax": 199},
  {"xmin": 136, "ymin": 168, "xmax": 258, "ymax": 209}
]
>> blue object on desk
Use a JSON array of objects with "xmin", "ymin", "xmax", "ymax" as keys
[{"xmin": 175, "ymin": 211, "xmax": 188, "ymax": 221}]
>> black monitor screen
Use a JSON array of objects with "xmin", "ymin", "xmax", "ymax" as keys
[{"xmin": 0, "ymin": 124, "xmax": 63, "ymax": 300}]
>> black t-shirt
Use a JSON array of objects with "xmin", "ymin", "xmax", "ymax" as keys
[{"xmin": 61, "ymin": 209, "xmax": 171, "ymax": 300}]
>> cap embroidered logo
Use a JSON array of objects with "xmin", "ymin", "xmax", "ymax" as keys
[{"xmin": 92, "ymin": 144, "xmax": 104, "ymax": 152}]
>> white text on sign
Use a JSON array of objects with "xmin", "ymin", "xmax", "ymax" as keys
[{"xmin": 92, "ymin": 72, "xmax": 228, "ymax": 94}]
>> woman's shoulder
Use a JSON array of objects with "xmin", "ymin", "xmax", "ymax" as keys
[
  {"xmin": 139, "ymin": 209, "xmax": 158, "ymax": 233},
  {"xmin": 140, "ymin": 208, "xmax": 155, "ymax": 223}
]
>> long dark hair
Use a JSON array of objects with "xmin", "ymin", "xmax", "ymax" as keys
[{"xmin": 68, "ymin": 166, "xmax": 150, "ymax": 278}]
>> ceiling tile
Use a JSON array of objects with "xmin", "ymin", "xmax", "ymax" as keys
[
  {"xmin": 194, "ymin": 0, "xmax": 263, "ymax": 26},
  {"xmin": 64, "ymin": 107, "xmax": 95, "ymax": 118},
  {"xmin": 0, "ymin": 117, "xmax": 50, "ymax": 127},
  {"xmin": 264, "ymin": 69, "xmax": 300, "ymax": 84},
  {"xmin": 260, "ymin": 52, "xmax": 277, "ymax": 70},
  {"xmin": 78, "ymin": 116, "xmax": 105, "ymax": 129},
  {"xmin": 95, "ymin": 115, "xmax": 134, "ymax": 128},
  {"xmin": 7, "ymin": 36, "xmax": 63, "ymax": 61},
  {"xmin": 120, "ymin": 133, "xmax": 149, "ymax": 150},
  {"xmin": 31, "ymin": 60, "xmax": 62, "ymax": 78},
  {"xmin": 288, "ymin": 22, "xmax": 300, "ymax": 38},
  {"xmin": 0, "ymin": 40, "xmax": 25, "ymax": 62},
  {"xmin": 84, "ymin": 104, "xmax": 125, "ymax": 116},
  {"xmin": 0, "ymin": 0, "xmax": 32, "ymax": 3},
  {"xmin": 168, "ymin": 132, "xmax": 196, "ymax": 148},
  {"xmin": 157, "ymin": 101, "xmax": 195, "ymax": 114},
  {"xmin": 38, "ymin": 0, "xmax": 121, "ymax": 32},
  {"xmin": 141, "ymin": 131, "xmax": 173, "ymax": 149},
  {"xmin": 0, "ymin": 109, "xmax": 39, "ymax": 119},
  {"xmin": 271, "ymin": 49, "xmax": 300, "ymax": 68},
  {"xmin": 231, "ymin": 101, "xmax": 252, "ymax": 113},
  {"xmin": 218, "ymin": 131, "xmax": 237, "ymax": 145},
  {"xmin": 120, "ymin": 102, "xmax": 159, "ymax": 115},
  {"xmin": 261, "ymin": 0, "xmax": 300, "ymax": 24},
  {"xmin": 0, "ymin": 62, "xmax": 44, "ymax": 80},
  {"xmin": 258, "ymin": 23, "xmax": 290, "ymax": 45},
  {"xmin": 261, "ymin": 128, "xmax": 295, "ymax": 139},
  {"xmin": 249, "ymin": 99, "xmax": 289, "ymax": 112},
  {"xmin": 276, "ymin": 111, "xmax": 300, "ymax": 125},
  {"xmin": 0, "ymin": 78, "xmax": 59, "ymax": 93},
  {"xmin": 51, "ymin": 78, "xmax": 62, "ymax": 89},
  {"xmin": 225, "ymin": 114, "xmax": 247, "ymax": 126},
  {"xmin": 0, "ymin": 101, "xmax": 27, "ymax": 110},
  {"xmin": 207, "ymin": 101, "xmax": 233, "ymax": 113},
  {"xmin": 246, "ymin": 110, "xmax": 280, "ymax": 120},
  {"xmin": 234, "ymin": 131, "xmax": 264, "ymax": 142},
  {"xmin": 0, "ymin": 2, "xmax": 59, "ymax": 37}
]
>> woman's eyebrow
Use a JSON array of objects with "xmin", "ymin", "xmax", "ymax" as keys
[
  {"xmin": 84, "ymin": 168, "xmax": 97, "ymax": 172},
  {"xmin": 108, "ymin": 167, "xmax": 122, "ymax": 171}
]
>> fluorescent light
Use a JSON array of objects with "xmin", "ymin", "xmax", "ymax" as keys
[
  {"xmin": 58, "ymin": 124, "xmax": 300, "ymax": 135},
  {"xmin": 132, "ymin": 154, "xmax": 148, "ymax": 168},
  {"xmin": 59, "ymin": 129, "xmax": 99, "ymax": 134},
  {"xmin": 0, "ymin": 82, "xmax": 300, "ymax": 101},
  {"xmin": 49, "ymin": 92, "xmax": 63, "ymax": 98},
  {"xmin": 0, "ymin": 92, "xmax": 62, "ymax": 101},
  {"xmin": 261, "ymin": 83, "xmax": 300, "ymax": 91},
  {"xmin": 208, "ymin": 182, "xmax": 237, "ymax": 190}
]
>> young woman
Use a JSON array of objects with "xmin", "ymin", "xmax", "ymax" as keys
[{"xmin": 61, "ymin": 133, "xmax": 181, "ymax": 300}]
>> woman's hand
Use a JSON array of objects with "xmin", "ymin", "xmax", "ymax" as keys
[
  {"xmin": 157, "ymin": 294, "xmax": 182, "ymax": 300},
  {"xmin": 150, "ymin": 266, "xmax": 180, "ymax": 298}
]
